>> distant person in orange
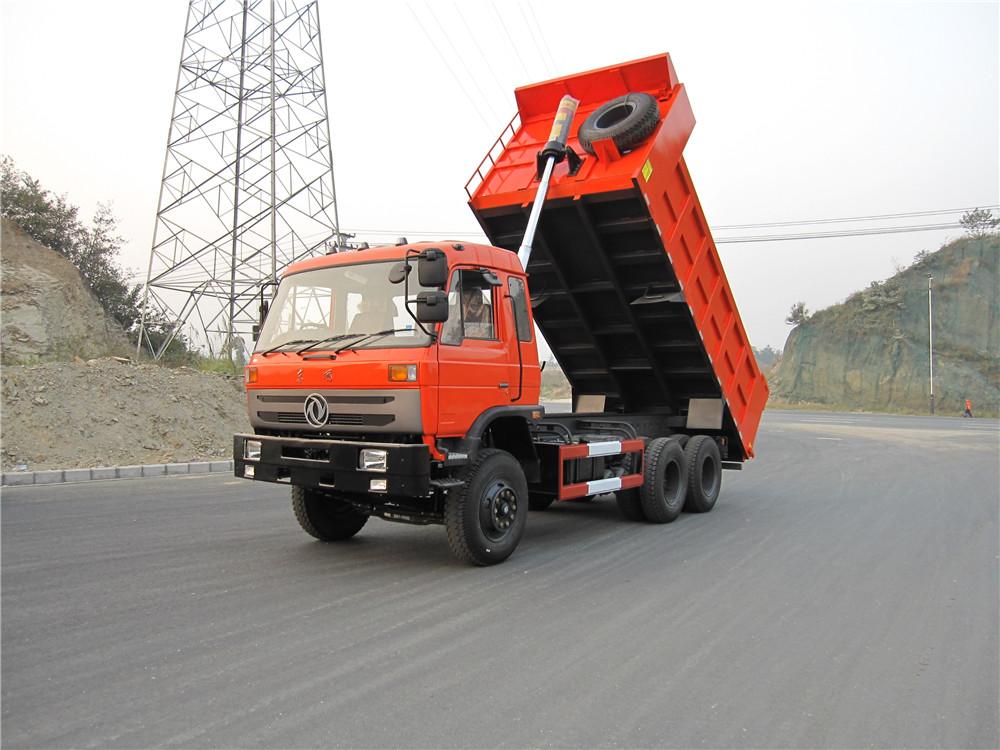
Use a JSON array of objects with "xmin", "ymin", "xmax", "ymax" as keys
[{"xmin": 963, "ymin": 398, "xmax": 973, "ymax": 418}]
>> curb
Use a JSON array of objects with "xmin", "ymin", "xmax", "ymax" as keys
[{"xmin": 1, "ymin": 460, "xmax": 234, "ymax": 487}]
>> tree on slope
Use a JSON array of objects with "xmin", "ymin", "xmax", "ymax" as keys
[
  {"xmin": 960, "ymin": 208, "xmax": 1000, "ymax": 240},
  {"xmin": 0, "ymin": 156, "xmax": 140, "ymax": 331},
  {"xmin": 785, "ymin": 301, "xmax": 810, "ymax": 326}
]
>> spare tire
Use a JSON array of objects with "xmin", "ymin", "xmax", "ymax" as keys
[{"xmin": 577, "ymin": 93, "xmax": 660, "ymax": 156}]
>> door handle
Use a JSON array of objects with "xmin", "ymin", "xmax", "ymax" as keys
[{"xmin": 499, "ymin": 382, "xmax": 509, "ymax": 389}]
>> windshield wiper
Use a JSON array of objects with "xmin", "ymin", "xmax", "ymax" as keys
[
  {"xmin": 295, "ymin": 332, "xmax": 365, "ymax": 355},
  {"xmin": 259, "ymin": 339, "xmax": 317, "ymax": 357},
  {"xmin": 334, "ymin": 328, "xmax": 411, "ymax": 354}
]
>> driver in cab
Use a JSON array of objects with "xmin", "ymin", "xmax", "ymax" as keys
[{"xmin": 462, "ymin": 286, "xmax": 492, "ymax": 339}]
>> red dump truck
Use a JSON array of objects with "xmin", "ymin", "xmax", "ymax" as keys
[{"xmin": 234, "ymin": 54, "xmax": 768, "ymax": 565}]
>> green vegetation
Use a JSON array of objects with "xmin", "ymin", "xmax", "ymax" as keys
[
  {"xmin": 0, "ymin": 156, "xmax": 194, "ymax": 364},
  {"xmin": 785, "ymin": 301, "xmax": 810, "ymax": 326},
  {"xmin": 960, "ymin": 207, "xmax": 1000, "ymax": 240},
  {"xmin": 1, "ymin": 156, "xmax": 138, "ymax": 330},
  {"xmin": 193, "ymin": 355, "xmax": 242, "ymax": 376}
]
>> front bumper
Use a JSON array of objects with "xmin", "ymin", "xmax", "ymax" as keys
[{"xmin": 233, "ymin": 433, "xmax": 431, "ymax": 497}]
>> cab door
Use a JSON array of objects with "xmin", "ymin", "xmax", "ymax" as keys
[{"xmin": 436, "ymin": 268, "xmax": 516, "ymax": 436}]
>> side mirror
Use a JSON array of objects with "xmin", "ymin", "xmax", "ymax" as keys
[
  {"xmin": 252, "ymin": 323, "xmax": 261, "ymax": 342},
  {"xmin": 418, "ymin": 248, "xmax": 448, "ymax": 288},
  {"xmin": 415, "ymin": 290, "xmax": 449, "ymax": 323}
]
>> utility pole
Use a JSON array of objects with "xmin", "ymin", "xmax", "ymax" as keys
[{"xmin": 928, "ymin": 274, "xmax": 934, "ymax": 415}]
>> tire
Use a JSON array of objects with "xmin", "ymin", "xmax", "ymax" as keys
[
  {"xmin": 615, "ymin": 449, "xmax": 646, "ymax": 522},
  {"xmin": 639, "ymin": 437, "xmax": 687, "ymax": 523},
  {"xmin": 683, "ymin": 435, "xmax": 722, "ymax": 513},
  {"xmin": 578, "ymin": 92, "xmax": 661, "ymax": 156},
  {"xmin": 291, "ymin": 486, "xmax": 369, "ymax": 541},
  {"xmin": 529, "ymin": 493, "xmax": 555, "ymax": 511},
  {"xmin": 445, "ymin": 449, "xmax": 528, "ymax": 566}
]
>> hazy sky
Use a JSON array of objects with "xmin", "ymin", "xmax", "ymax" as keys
[{"xmin": 2, "ymin": 0, "xmax": 997, "ymax": 350}]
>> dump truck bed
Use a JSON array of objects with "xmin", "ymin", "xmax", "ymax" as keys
[{"xmin": 468, "ymin": 55, "xmax": 768, "ymax": 460}]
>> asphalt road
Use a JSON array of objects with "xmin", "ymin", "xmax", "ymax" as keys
[{"xmin": 2, "ymin": 411, "xmax": 998, "ymax": 749}]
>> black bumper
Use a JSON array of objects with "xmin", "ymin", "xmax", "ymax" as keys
[{"xmin": 233, "ymin": 433, "xmax": 431, "ymax": 497}]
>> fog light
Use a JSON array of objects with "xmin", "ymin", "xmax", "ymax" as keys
[
  {"xmin": 369, "ymin": 478, "xmax": 387, "ymax": 493},
  {"xmin": 244, "ymin": 465, "xmax": 255, "ymax": 478},
  {"xmin": 244, "ymin": 439, "xmax": 262, "ymax": 460},
  {"xmin": 359, "ymin": 448, "xmax": 387, "ymax": 472}
]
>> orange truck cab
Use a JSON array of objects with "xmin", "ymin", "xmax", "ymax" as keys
[{"xmin": 234, "ymin": 54, "xmax": 768, "ymax": 565}]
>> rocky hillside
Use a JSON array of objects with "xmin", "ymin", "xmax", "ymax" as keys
[
  {"xmin": 1, "ymin": 218, "xmax": 132, "ymax": 363},
  {"xmin": 771, "ymin": 237, "xmax": 999, "ymax": 416}
]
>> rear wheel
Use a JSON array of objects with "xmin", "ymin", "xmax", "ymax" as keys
[
  {"xmin": 683, "ymin": 435, "xmax": 722, "ymax": 513},
  {"xmin": 446, "ymin": 449, "xmax": 528, "ymax": 566},
  {"xmin": 291, "ymin": 486, "xmax": 369, "ymax": 541},
  {"xmin": 639, "ymin": 437, "xmax": 687, "ymax": 523}
]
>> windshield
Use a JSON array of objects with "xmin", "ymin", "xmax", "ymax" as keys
[{"xmin": 255, "ymin": 260, "xmax": 433, "ymax": 353}]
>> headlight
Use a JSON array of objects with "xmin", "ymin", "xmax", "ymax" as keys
[
  {"xmin": 359, "ymin": 448, "xmax": 387, "ymax": 472},
  {"xmin": 244, "ymin": 439, "xmax": 262, "ymax": 460}
]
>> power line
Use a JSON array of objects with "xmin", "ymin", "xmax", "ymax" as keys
[
  {"xmin": 715, "ymin": 222, "xmax": 962, "ymax": 244},
  {"xmin": 525, "ymin": 3, "xmax": 559, "ymax": 75},
  {"xmin": 518, "ymin": 3, "xmax": 555, "ymax": 77},
  {"xmin": 407, "ymin": 5, "xmax": 495, "ymax": 132},
  {"xmin": 491, "ymin": 1, "xmax": 531, "ymax": 79},
  {"xmin": 714, "ymin": 205, "xmax": 998, "ymax": 231},
  {"xmin": 272, "ymin": 206, "xmax": 991, "ymax": 251},
  {"xmin": 454, "ymin": 3, "xmax": 512, "ymax": 109},
  {"xmin": 423, "ymin": 3, "xmax": 506, "ymax": 125}
]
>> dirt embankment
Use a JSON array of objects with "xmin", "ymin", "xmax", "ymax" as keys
[{"xmin": 1, "ymin": 359, "xmax": 249, "ymax": 471}]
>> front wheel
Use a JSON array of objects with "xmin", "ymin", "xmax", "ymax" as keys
[
  {"xmin": 445, "ymin": 449, "xmax": 528, "ymax": 566},
  {"xmin": 291, "ymin": 486, "xmax": 369, "ymax": 541}
]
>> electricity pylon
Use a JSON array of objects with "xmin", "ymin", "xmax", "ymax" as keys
[{"xmin": 138, "ymin": 0, "xmax": 340, "ymax": 363}]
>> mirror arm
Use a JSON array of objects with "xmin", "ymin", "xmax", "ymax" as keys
[{"xmin": 403, "ymin": 248, "xmax": 436, "ymax": 340}]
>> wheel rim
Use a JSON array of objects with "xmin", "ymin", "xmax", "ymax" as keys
[
  {"xmin": 663, "ymin": 459, "xmax": 681, "ymax": 506},
  {"xmin": 700, "ymin": 456, "xmax": 719, "ymax": 497},
  {"xmin": 480, "ymin": 480, "xmax": 518, "ymax": 542}
]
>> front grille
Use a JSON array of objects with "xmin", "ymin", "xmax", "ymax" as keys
[
  {"xmin": 257, "ymin": 411, "xmax": 394, "ymax": 426},
  {"xmin": 256, "ymin": 394, "xmax": 394, "ymax": 405}
]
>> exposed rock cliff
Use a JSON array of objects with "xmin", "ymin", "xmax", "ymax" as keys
[
  {"xmin": 1, "ymin": 218, "xmax": 131, "ymax": 363},
  {"xmin": 771, "ymin": 237, "xmax": 998, "ymax": 416}
]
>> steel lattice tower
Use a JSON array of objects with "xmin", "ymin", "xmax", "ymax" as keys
[{"xmin": 138, "ymin": 0, "xmax": 340, "ymax": 362}]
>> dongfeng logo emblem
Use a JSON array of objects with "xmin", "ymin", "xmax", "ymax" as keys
[{"xmin": 303, "ymin": 393, "xmax": 329, "ymax": 427}]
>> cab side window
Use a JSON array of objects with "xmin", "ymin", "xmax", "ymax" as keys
[
  {"xmin": 508, "ymin": 277, "xmax": 532, "ymax": 342},
  {"xmin": 440, "ymin": 269, "xmax": 495, "ymax": 345}
]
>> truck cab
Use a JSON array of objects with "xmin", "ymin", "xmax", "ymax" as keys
[{"xmin": 235, "ymin": 241, "xmax": 548, "ymax": 563}]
